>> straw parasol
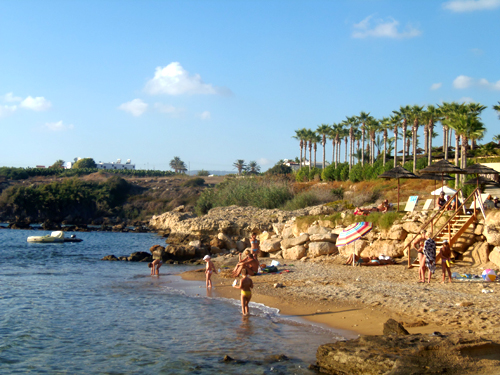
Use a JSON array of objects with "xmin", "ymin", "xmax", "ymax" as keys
[
  {"xmin": 418, "ymin": 159, "xmax": 467, "ymax": 190},
  {"xmin": 378, "ymin": 166, "xmax": 420, "ymax": 211},
  {"xmin": 463, "ymin": 176, "xmax": 500, "ymax": 186},
  {"xmin": 336, "ymin": 222, "xmax": 373, "ymax": 266},
  {"xmin": 463, "ymin": 164, "xmax": 499, "ymax": 188}
]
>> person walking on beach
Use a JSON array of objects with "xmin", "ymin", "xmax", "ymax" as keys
[
  {"xmin": 203, "ymin": 255, "xmax": 217, "ymax": 288},
  {"xmin": 250, "ymin": 233, "xmax": 260, "ymax": 259},
  {"xmin": 234, "ymin": 268, "xmax": 253, "ymax": 315},
  {"xmin": 422, "ymin": 232, "xmax": 436, "ymax": 283},
  {"xmin": 414, "ymin": 231, "xmax": 426, "ymax": 282},
  {"xmin": 440, "ymin": 240, "xmax": 452, "ymax": 283},
  {"xmin": 148, "ymin": 259, "xmax": 163, "ymax": 276}
]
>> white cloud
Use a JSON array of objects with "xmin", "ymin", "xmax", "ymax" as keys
[
  {"xmin": 2, "ymin": 92, "xmax": 22, "ymax": 103},
  {"xmin": 257, "ymin": 158, "xmax": 272, "ymax": 166},
  {"xmin": 459, "ymin": 97, "xmax": 474, "ymax": 103},
  {"xmin": 0, "ymin": 105, "xmax": 17, "ymax": 118},
  {"xmin": 453, "ymin": 75, "xmax": 474, "ymax": 89},
  {"xmin": 443, "ymin": 0, "xmax": 500, "ymax": 12},
  {"xmin": 20, "ymin": 96, "xmax": 52, "ymax": 111},
  {"xmin": 352, "ymin": 15, "xmax": 421, "ymax": 39},
  {"xmin": 43, "ymin": 121, "xmax": 74, "ymax": 131},
  {"xmin": 453, "ymin": 75, "xmax": 500, "ymax": 90},
  {"xmin": 198, "ymin": 111, "xmax": 211, "ymax": 120},
  {"xmin": 144, "ymin": 62, "xmax": 231, "ymax": 95},
  {"xmin": 118, "ymin": 98, "xmax": 148, "ymax": 116},
  {"xmin": 430, "ymin": 83, "xmax": 442, "ymax": 90},
  {"xmin": 478, "ymin": 78, "xmax": 500, "ymax": 90},
  {"xmin": 154, "ymin": 103, "xmax": 185, "ymax": 117}
]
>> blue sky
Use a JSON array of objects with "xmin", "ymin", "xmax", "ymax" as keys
[{"xmin": 1, "ymin": 0, "xmax": 499, "ymax": 172}]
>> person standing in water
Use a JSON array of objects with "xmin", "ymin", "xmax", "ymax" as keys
[
  {"xmin": 234, "ymin": 268, "xmax": 253, "ymax": 315},
  {"xmin": 250, "ymin": 233, "xmax": 260, "ymax": 259},
  {"xmin": 148, "ymin": 259, "xmax": 163, "ymax": 276},
  {"xmin": 203, "ymin": 255, "xmax": 217, "ymax": 288}
]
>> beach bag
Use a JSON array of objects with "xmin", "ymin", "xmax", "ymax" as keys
[{"xmin": 262, "ymin": 266, "xmax": 278, "ymax": 273}]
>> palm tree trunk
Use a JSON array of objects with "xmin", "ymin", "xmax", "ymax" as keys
[
  {"xmin": 402, "ymin": 122, "xmax": 407, "ymax": 166},
  {"xmin": 461, "ymin": 135, "xmax": 468, "ymax": 185},
  {"xmin": 314, "ymin": 143, "xmax": 317, "ymax": 169},
  {"xmin": 428, "ymin": 122, "xmax": 433, "ymax": 166},
  {"xmin": 383, "ymin": 132, "xmax": 387, "ymax": 166},
  {"xmin": 322, "ymin": 140, "xmax": 326, "ymax": 170},
  {"xmin": 299, "ymin": 143, "xmax": 303, "ymax": 168},
  {"xmin": 361, "ymin": 127, "xmax": 365, "ymax": 167},
  {"xmin": 455, "ymin": 133, "xmax": 460, "ymax": 187},
  {"xmin": 393, "ymin": 129, "xmax": 398, "ymax": 167},
  {"xmin": 412, "ymin": 124, "xmax": 418, "ymax": 173},
  {"xmin": 331, "ymin": 140, "xmax": 335, "ymax": 168},
  {"xmin": 423, "ymin": 125, "xmax": 428, "ymax": 156},
  {"xmin": 309, "ymin": 143, "xmax": 312, "ymax": 172},
  {"xmin": 443, "ymin": 126, "xmax": 448, "ymax": 160}
]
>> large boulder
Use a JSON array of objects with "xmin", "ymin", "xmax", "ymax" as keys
[
  {"xmin": 338, "ymin": 239, "xmax": 369, "ymax": 256},
  {"xmin": 489, "ymin": 246, "xmax": 500, "ymax": 267},
  {"xmin": 210, "ymin": 237, "xmax": 224, "ymax": 249},
  {"xmin": 471, "ymin": 242, "xmax": 490, "ymax": 265},
  {"xmin": 383, "ymin": 319, "xmax": 409, "ymax": 336},
  {"xmin": 383, "ymin": 224, "xmax": 408, "ymax": 241},
  {"xmin": 272, "ymin": 223, "xmax": 285, "ymax": 236},
  {"xmin": 259, "ymin": 231, "xmax": 271, "ymax": 241},
  {"xmin": 235, "ymin": 240, "xmax": 247, "ymax": 252},
  {"xmin": 308, "ymin": 242, "xmax": 338, "ymax": 257},
  {"xmin": 281, "ymin": 234, "xmax": 309, "ymax": 250},
  {"xmin": 309, "ymin": 233, "xmax": 337, "ymax": 243},
  {"xmin": 317, "ymin": 219, "xmax": 335, "ymax": 229},
  {"xmin": 281, "ymin": 225, "xmax": 294, "ymax": 239},
  {"xmin": 307, "ymin": 225, "xmax": 331, "ymax": 235},
  {"xmin": 165, "ymin": 245, "xmax": 196, "ymax": 260},
  {"xmin": 361, "ymin": 240, "xmax": 404, "ymax": 258},
  {"xmin": 484, "ymin": 224, "xmax": 500, "ymax": 247},
  {"xmin": 402, "ymin": 221, "xmax": 423, "ymax": 234},
  {"xmin": 128, "ymin": 252, "xmax": 152, "ymax": 262},
  {"xmin": 282, "ymin": 245, "xmax": 306, "ymax": 260},
  {"xmin": 149, "ymin": 245, "xmax": 166, "ymax": 260},
  {"xmin": 218, "ymin": 233, "xmax": 237, "ymax": 250},
  {"xmin": 260, "ymin": 238, "xmax": 282, "ymax": 253}
]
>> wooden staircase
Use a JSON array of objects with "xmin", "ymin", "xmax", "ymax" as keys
[{"xmin": 405, "ymin": 188, "xmax": 484, "ymax": 268}]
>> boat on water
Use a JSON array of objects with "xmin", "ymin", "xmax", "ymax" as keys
[{"xmin": 27, "ymin": 231, "xmax": 82, "ymax": 243}]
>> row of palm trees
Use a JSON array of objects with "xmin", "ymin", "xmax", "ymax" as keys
[
  {"xmin": 294, "ymin": 102, "xmax": 500, "ymax": 181},
  {"xmin": 233, "ymin": 160, "xmax": 261, "ymax": 175}
]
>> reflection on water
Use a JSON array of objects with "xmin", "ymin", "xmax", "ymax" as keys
[{"xmin": 0, "ymin": 229, "xmax": 343, "ymax": 374}]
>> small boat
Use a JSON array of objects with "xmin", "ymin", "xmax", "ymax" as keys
[
  {"xmin": 64, "ymin": 235, "xmax": 83, "ymax": 242},
  {"xmin": 27, "ymin": 231, "xmax": 66, "ymax": 243}
]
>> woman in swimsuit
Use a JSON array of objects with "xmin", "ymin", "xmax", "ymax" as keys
[
  {"xmin": 440, "ymin": 240, "xmax": 452, "ymax": 283},
  {"xmin": 250, "ymin": 233, "xmax": 260, "ymax": 259},
  {"xmin": 414, "ymin": 231, "xmax": 427, "ymax": 282}
]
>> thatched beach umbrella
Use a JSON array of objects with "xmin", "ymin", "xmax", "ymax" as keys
[
  {"xmin": 463, "ymin": 176, "xmax": 500, "ymax": 186},
  {"xmin": 378, "ymin": 166, "xmax": 420, "ymax": 211},
  {"xmin": 463, "ymin": 164, "xmax": 499, "ymax": 188},
  {"xmin": 418, "ymin": 159, "xmax": 467, "ymax": 189}
]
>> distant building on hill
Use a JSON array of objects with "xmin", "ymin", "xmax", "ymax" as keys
[
  {"xmin": 96, "ymin": 159, "xmax": 135, "ymax": 170},
  {"xmin": 283, "ymin": 159, "xmax": 328, "ymax": 171}
]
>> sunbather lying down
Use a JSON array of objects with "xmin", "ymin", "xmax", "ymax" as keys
[
  {"xmin": 345, "ymin": 254, "xmax": 395, "ymax": 266},
  {"xmin": 354, "ymin": 200, "xmax": 390, "ymax": 216}
]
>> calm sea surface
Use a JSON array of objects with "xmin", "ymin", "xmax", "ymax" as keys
[{"xmin": 0, "ymin": 229, "xmax": 347, "ymax": 374}]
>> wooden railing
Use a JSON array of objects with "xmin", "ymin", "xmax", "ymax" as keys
[{"xmin": 404, "ymin": 188, "xmax": 481, "ymax": 268}]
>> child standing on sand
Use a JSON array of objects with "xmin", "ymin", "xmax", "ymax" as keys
[
  {"xmin": 440, "ymin": 240, "xmax": 452, "ymax": 283},
  {"xmin": 234, "ymin": 268, "xmax": 253, "ymax": 315},
  {"xmin": 203, "ymin": 255, "xmax": 217, "ymax": 288}
]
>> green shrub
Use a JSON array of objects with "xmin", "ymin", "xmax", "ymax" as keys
[
  {"xmin": 308, "ymin": 167, "xmax": 321, "ymax": 181},
  {"xmin": 331, "ymin": 187, "xmax": 344, "ymax": 199},
  {"xmin": 295, "ymin": 167, "xmax": 309, "ymax": 182},
  {"xmin": 321, "ymin": 164, "xmax": 336, "ymax": 181},
  {"xmin": 194, "ymin": 178, "xmax": 293, "ymax": 215},
  {"xmin": 283, "ymin": 192, "xmax": 319, "ymax": 211},
  {"xmin": 197, "ymin": 170, "xmax": 210, "ymax": 176},
  {"xmin": 182, "ymin": 177, "xmax": 205, "ymax": 187}
]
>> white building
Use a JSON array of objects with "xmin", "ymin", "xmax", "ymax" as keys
[
  {"xmin": 284, "ymin": 159, "xmax": 329, "ymax": 171},
  {"xmin": 96, "ymin": 159, "xmax": 135, "ymax": 170}
]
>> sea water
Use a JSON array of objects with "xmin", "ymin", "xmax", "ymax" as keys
[{"xmin": 0, "ymin": 229, "xmax": 347, "ymax": 374}]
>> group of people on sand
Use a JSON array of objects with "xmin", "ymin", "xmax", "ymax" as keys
[
  {"xmin": 413, "ymin": 230, "xmax": 452, "ymax": 283},
  {"xmin": 354, "ymin": 199, "xmax": 390, "ymax": 216},
  {"xmin": 201, "ymin": 232, "xmax": 259, "ymax": 316}
]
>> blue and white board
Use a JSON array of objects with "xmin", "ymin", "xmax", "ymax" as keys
[{"xmin": 404, "ymin": 196, "xmax": 419, "ymax": 212}]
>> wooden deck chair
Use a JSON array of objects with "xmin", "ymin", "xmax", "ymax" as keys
[
  {"xmin": 404, "ymin": 196, "xmax": 419, "ymax": 212},
  {"xmin": 422, "ymin": 199, "xmax": 433, "ymax": 211}
]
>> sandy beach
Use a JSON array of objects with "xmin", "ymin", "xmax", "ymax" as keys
[{"xmin": 182, "ymin": 254, "xmax": 500, "ymax": 338}]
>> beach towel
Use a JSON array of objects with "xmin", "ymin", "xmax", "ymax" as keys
[{"xmin": 423, "ymin": 238, "xmax": 436, "ymax": 274}]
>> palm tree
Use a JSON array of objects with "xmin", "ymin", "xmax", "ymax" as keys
[
  {"xmin": 316, "ymin": 123, "xmax": 330, "ymax": 170},
  {"xmin": 390, "ymin": 114, "xmax": 400, "ymax": 167},
  {"xmin": 393, "ymin": 105, "xmax": 411, "ymax": 166},
  {"xmin": 423, "ymin": 105, "xmax": 441, "ymax": 166},
  {"xmin": 357, "ymin": 111, "xmax": 370, "ymax": 167},
  {"xmin": 340, "ymin": 121, "xmax": 349, "ymax": 164},
  {"xmin": 493, "ymin": 134, "xmax": 500, "ymax": 145},
  {"xmin": 380, "ymin": 117, "xmax": 392, "ymax": 166},
  {"xmin": 345, "ymin": 116, "xmax": 359, "ymax": 170},
  {"xmin": 408, "ymin": 105, "xmax": 424, "ymax": 173},
  {"xmin": 169, "ymin": 156, "xmax": 186, "ymax": 173},
  {"xmin": 327, "ymin": 124, "xmax": 337, "ymax": 167},
  {"xmin": 438, "ymin": 102, "xmax": 460, "ymax": 161},
  {"xmin": 493, "ymin": 101, "xmax": 500, "ymax": 119},
  {"xmin": 247, "ymin": 161, "xmax": 261, "ymax": 174},
  {"xmin": 312, "ymin": 133, "xmax": 321, "ymax": 169},
  {"xmin": 364, "ymin": 117, "xmax": 378, "ymax": 164},
  {"xmin": 302, "ymin": 129, "xmax": 315, "ymax": 171},
  {"xmin": 293, "ymin": 128, "xmax": 307, "ymax": 168},
  {"xmin": 233, "ymin": 159, "xmax": 247, "ymax": 175}
]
